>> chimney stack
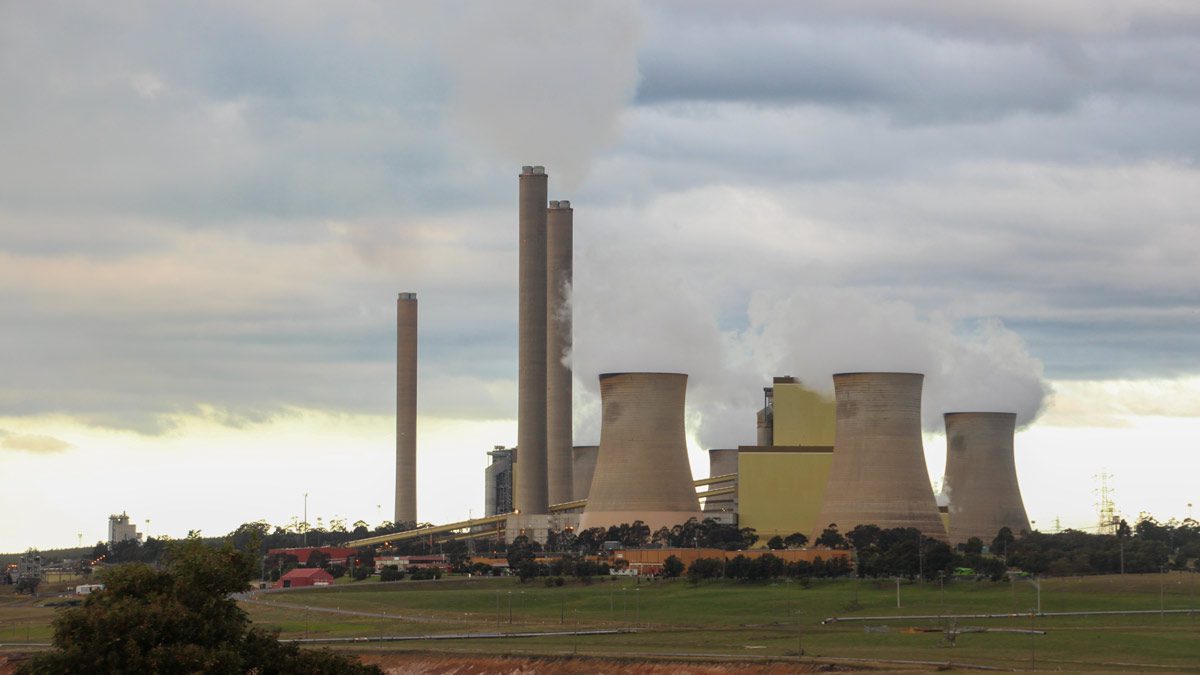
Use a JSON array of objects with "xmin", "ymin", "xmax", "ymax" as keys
[
  {"xmin": 394, "ymin": 292, "xmax": 417, "ymax": 524},
  {"xmin": 546, "ymin": 199, "xmax": 574, "ymax": 505},
  {"xmin": 516, "ymin": 166, "xmax": 549, "ymax": 514}
]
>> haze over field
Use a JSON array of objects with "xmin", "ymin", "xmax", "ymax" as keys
[{"xmin": 2, "ymin": 1, "xmax": 1199, "ymax": 549}]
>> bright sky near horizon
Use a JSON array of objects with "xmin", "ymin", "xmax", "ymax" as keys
[{"xmin": 3, "ymin": 2, "xmax": 1199, "ymax": 551}]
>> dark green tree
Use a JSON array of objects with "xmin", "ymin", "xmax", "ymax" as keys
[
  {"xmin": 815, "ymin": 525, "xmax": 847, "ymax": 549},
  {"xmin": 766, "ymin": 536, "xmax": 786, "ymax": 550},
  {"xmin": 783, "ymin": 532, "xmax": 809, "ymax": 549},
  {"xmin": 661, "ymin": 555, "xmax": 685, "ymax": 578},
  {"xmin": 17, "ymin": 536, "xmax": 380, "ymax": 674}
]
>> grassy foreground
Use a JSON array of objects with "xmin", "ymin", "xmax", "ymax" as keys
[{"xmin": 240, "ymin": 573, "xmax": 1200, "ymax": 671}]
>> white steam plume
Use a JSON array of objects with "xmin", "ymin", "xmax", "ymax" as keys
[
  {"xmin": 443, "ymin": 1, "xmax": 643, "ymax": 186},
  {"xmin": 572, "ymin": 274, "xmax": 1050, "ymax": 450}
]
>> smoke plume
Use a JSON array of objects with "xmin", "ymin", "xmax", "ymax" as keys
[{"xmin": 443, "ymin": 1, "xmax": 643, "ymax": 186}]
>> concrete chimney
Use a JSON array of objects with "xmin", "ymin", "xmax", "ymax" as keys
[
  {"xmin": 814, "ymin": 372, "xmax": 946, "ymax": 540},
  {"xmin": 579, "ymin": 373, "xmax": 703, "ymax": 532},
  {"xmin": 516, "ymin": 165, "xmax": 549, "ymax": 514},
  {"xmin": 943, "ymin": 412, "xmax": 1031, "ymax": 544},
  {"xmin": 546, "ymin": 199, "xmax": 574, "ymax": 505},
  {"xmin": 395, "ymin": 292, "xmax": 417, "ymax": 524}
]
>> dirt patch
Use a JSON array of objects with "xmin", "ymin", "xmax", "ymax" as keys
[{"xmin": 355, "ymin": 652, "xmax": 880, "ymax": 674}]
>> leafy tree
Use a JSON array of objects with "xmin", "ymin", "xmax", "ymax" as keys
[
  {"xmin": 783, "ymin": 532, "xmax": 809, "ymax": 549},
  {"xmin": 379, "ymin": 566, "xmax": 403, "ymax": 582},
  {"xmin": 961, "ymin": 537, "xmax": 984, "ymax": 556},
  {"xmin": 686, "ymin": 557, "xmax": 724, "ymax": 583},
  {"xmin": 443, "ymin": 539, "xmax": 470, "ymax": 573},
  {"xmin": 766, "ymin": 536, "xmax": 786, "ymax": 550},
  {"xmin": 992, "ymin": 527, "xmax": 1015, "ymax": 563},
  {"xmin": 661, "ymin": 555, "xmax": 684, "ymax": 578},
  {"xmin": 18, "ymin": 537, "xmax": 380, "ymax": 674},
  {"xmin": 815, "ymin": 525, "xmax": 847, "ymax": 549}
]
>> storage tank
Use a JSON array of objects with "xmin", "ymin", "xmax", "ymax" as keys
[
  {"xmin": 579, "ymin": 373, "xmax": 703, "ymax": 531},
  {"xmin": 571, "ymin": 445, "xmax": 599, "ymax": 502},
  {"xmin": 943, "ymin": 412, "xmax": 1031, "ymax": 544},
  {"xmin": 813, "ymin": 372, "xmax": 946, "ymax": 540},
  {"xmin": 516, "ymin": 166, "xmax": 549, "ymax": 514},
  {"xmin": 394, "ymin": 292, "xmax": 417, "ymax": 524},
  {"xmin": 546, "ymin": 199, "xmax": 574, "ymax": 505}
]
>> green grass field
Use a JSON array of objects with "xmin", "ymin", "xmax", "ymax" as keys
[
  {"xmin": 241, "ymin": 573, "xmax": 1200, "ymax": 671},
  {"xmin": 5, "ymin": 573, "xmax": 1199, "ymax": 670}
]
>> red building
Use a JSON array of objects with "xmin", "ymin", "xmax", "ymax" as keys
[{"xmin": 275, "ymin": 567, "xmax": 335, "ymax": 589}]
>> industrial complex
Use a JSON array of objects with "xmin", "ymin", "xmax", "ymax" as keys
[{"xmin": 365, "ymin": 165, "xmax": 1033, "ymax": 553}]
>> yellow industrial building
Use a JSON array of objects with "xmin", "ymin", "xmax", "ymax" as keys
[{"xmin": 738, "ymin": 378, "xmax": 837, "ymax": 545}]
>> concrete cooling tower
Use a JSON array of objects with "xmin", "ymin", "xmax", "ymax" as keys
[
  {"xmin": 516, "ymin": 166, "xmax": 549, "ymax": 514},
  {"xmin": 572, "ymin": 445, "xmax": 599, "ymax": 502},
  {"xmin": 703, "ymin": 448, "xmax": 738, "ymax": 514},
  {"xmin": 579, "ymin": 373, "xmax": 703, "ymax": 532},
  {"xmin": 394, "ymin": 292, "xmax": 417, "ymax": 524},
  {"xmin": 814, "ymin": 372, "xmax": 946, "ymax": 540},
  {"xmin": 546, "ymin": 200, "xmax": 574, "ymax": 506},
  {"xmin": 943, "ymin": 412, "xmax": 1031, "ymax": 544}
]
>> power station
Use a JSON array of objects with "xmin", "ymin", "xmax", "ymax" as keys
[{"xmin": 381, "ymin": 166, "xmax": 1033, "ymax": 551}]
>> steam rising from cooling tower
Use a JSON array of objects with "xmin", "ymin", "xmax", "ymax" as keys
[
  {"xmin": 395, "ymin": 292, "xmax": 417, "ymax": 524},
  {"xmin": 579, "ymin": 373, "xmax": 703, "ymax": 532},
  {"xmin": 943, "ymin": 412, "xmax": 1031, "ymax": 544},
  {"xmin": 516, "ymin": 166, "xmax": 549, "ymax": 514},
  {"xmin": 814, "ymin": 372, "xmax": 946, "ymax": 540},
  {"xmin": 546, "ymin": 200, "xmax": 574, "ymax": 505}
]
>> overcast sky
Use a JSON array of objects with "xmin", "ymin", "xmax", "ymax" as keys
[{"xmin": 3, "ymin": 1, "xmax": 1199, "ymax": 550}]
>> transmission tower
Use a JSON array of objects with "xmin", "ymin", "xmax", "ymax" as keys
[{"xmin": 1093, "ymin": 471, "xmax": 1118, "ymax": 535}]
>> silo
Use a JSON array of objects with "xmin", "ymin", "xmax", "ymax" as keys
[
  {"xmin": 394, "ymin": 292, "xmax": 417, "ymax": 524},
  {"xmin": 571, "ymin": 445, "xmax": 599, "ymax": 502},
  {"xmin": 813, "ymin": 372, "xmax": 945, "ymax": 540},
  {"xmin": 703, "ymin": 448, "xmax": 738, "ymax": 514},
  {"xmin": 546, "ymin": 200, "xmax": 574, "ymax": 506},
  {"xmin": 943, "ymin": 412, "xmax": 1031, "ymax": 544},
  {"xmin": 579, "ymin": 373, "xmax": 703, "ymax": 532},
  {"xmin": 516, "ymin": 166, "xmax": 549, "ymax": 514}
]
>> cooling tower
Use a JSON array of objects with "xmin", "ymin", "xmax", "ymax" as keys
[
  {"xmin": 516, "ymin": 166, "xmax": 549, "ymax": 514},
  {"xmin": 814, "ymin": 372, "xmax": 946, "ymax": 540},
  {"xmin": 703, "ymin": 448, "xmax": 738, "ymax": 514},
  {"xmin": 546, "ymin": 200, "xmax": 574, "ymax": 505},
  {"xmin": 579, "ymin": 373, "xmax": 703, "ymax": 531},
  {"xmin": 571, "ymin": 445, "xmax": 599, "ymax": 502},
  {"xmin": 394, "ymin": 292, "xmax": 417, "ymax": 524},
  {"xmin": 943, "ymin": 412, "xmax": 1031, "ymax": 544}
]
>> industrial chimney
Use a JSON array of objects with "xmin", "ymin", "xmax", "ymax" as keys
[
  {"xmin": 546, "ymin": 199, "xmax": 574, "ymax": 506},
  {"xmin": 942, "ymin": 412, "xmax": 1031, "ymax": 544},
  {"xmin": 814, "ymin": 372, "xmax": 946, "ymax": 540},
  {"xmin": 516, "ymin": 166, "xmax": 549, "ymax": 515},
  {"xmin": 394, "ymin": 292, "xmax": 417, "ymax": 524},
  {"xmin": 572, "ymin": 445, "xmax": 599, "ymax": 502},
  {"xmin": 579, "ymin": 373, "xmax": 703, "ymax": 532}
]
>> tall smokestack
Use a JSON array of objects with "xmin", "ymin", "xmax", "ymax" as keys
[
  {"xmin": 814, "ymin": 372, "xmax": 946, "ymax": 540},
  {"xmin": 580, "ymin": 373, "xmax": 703, "ymax": 532},
  {"xmin": 546, "ymin": 199, "xmax": 574, "ymax": 505},
  {"xmin": 943, "ymin": 412, "xmax": 1031, "ymax": 544},
  {"xmin": 395, "ymin": 292, "xmax": 417, "ymax": 524},
  {"xmin": 516, "ymin": 166, "xmax": 549, "ymax": 514}
]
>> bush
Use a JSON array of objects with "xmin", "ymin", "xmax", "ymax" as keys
[
  {"xmin": 379, "ymin": 566, "xmax": 404, "ymax": 582},
  {"xmin": 352, "ymin": 564, "xmax": 372, "ymax": 581},
  {"xmin": 17, "ymin": 538, "xmax": 381, "ymax": 674},
  {"xmin": 686, "ymin": 557, "xmax": 724, "ymax": 583},
  {"xmin": 407, "ymin": 567, "xmax": 442, "ymax": 581},
  {"xmin": 662, "ymin": 555, "xmax": 685, "ymax": 578}
]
